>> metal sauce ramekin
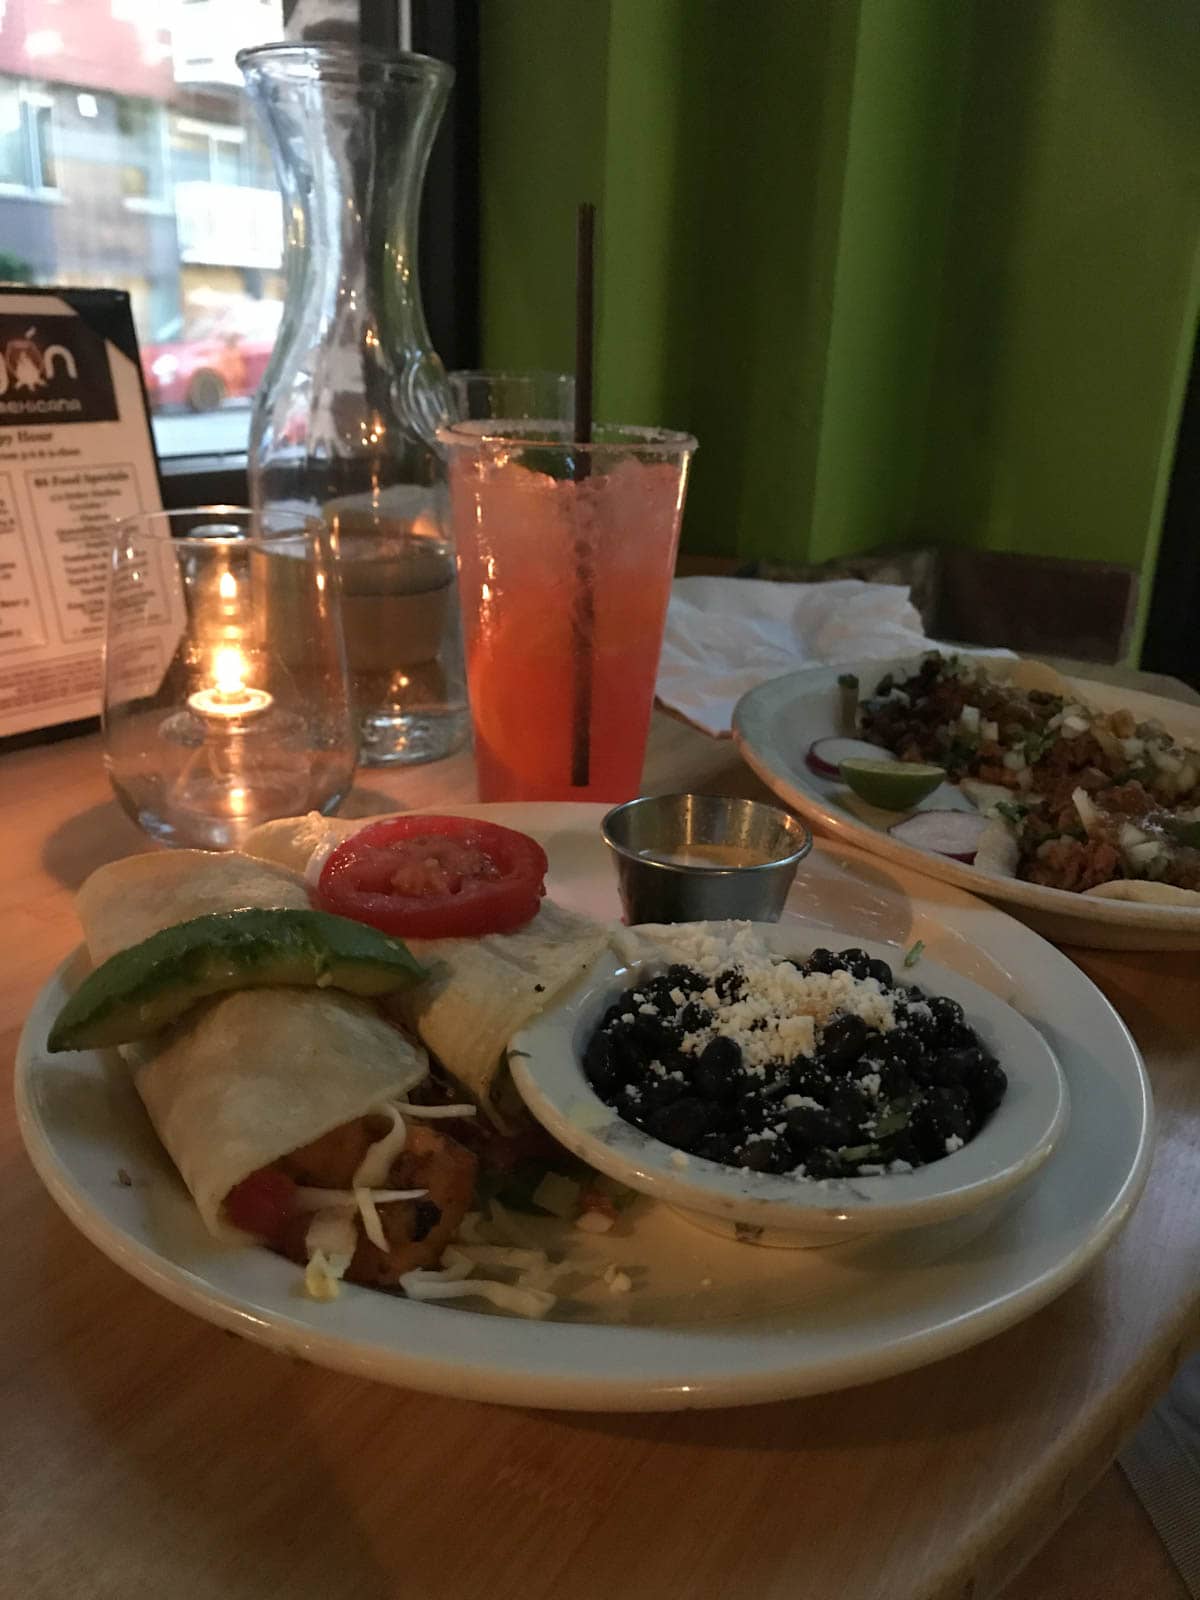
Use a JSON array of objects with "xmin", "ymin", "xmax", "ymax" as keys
[{"xmin": 601, "ymin": 794, "xmax": 812, "ymax": 924}]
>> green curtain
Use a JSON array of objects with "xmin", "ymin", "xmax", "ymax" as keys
[{"xmin": 478, "ymin": 0, "xmax": 1200, "ymax": 642}]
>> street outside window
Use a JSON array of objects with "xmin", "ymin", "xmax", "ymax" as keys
[{"xmin": 0, "ymin": 0, "xmax": 288, "ymax": 460}]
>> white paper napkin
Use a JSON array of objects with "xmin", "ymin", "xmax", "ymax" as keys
[{"xmin": 656, "ymin": 576, "xmax": 966, "ymax": 737}]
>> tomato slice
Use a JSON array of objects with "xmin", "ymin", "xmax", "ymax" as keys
[
  {"xmin": 314, "ymin": 815, "xmax": 548, "ymax": 939},
  {"xmin": 224, "ymin": 1166, "xmax": 297, "ymax": 1240}
]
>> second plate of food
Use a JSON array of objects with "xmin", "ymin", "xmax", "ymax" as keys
[{"xmin": 733, "ymin": 656, "xmax": 1200, "ymax": 949}]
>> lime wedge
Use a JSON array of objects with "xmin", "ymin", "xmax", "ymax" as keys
[{"xmin": 840, "ymin": 757, "xmax": 945, "ymax": 810}]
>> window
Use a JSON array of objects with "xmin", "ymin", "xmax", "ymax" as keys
[
  {"xmin": 0, "ymin": 4, "xmax": 288, "ymax": 459},
  {"xmin": 0, "ymin": 79, "xmax": 59, "ymax": 191}
]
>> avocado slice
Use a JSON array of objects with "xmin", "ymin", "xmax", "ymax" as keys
[{"xmin": 48, "ymin": 908, "xmax": 429, "ymax": 1052}]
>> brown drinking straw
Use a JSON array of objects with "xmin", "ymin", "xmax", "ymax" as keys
[{"xmin": 570, "ymin": 200, "xmax": 596, "ymax": 787}]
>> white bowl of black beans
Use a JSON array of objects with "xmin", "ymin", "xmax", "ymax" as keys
[{"xmin": 508, "ymin": 926, "xmax": 1070, "ymax": 1247}]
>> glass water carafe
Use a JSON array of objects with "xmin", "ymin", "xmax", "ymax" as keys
[{"xmin": 239, "ymin": 43, "xmax": 467, "ymax": 765}]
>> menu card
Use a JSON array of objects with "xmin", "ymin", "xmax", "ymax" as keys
[{"xmin": 0, "ymin": 287, "xmax": 165, "ymax": 739}]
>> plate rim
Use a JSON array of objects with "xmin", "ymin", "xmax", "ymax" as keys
[
  {"xmin": 732, "ymin": 659, "xmax": 1200, "ymax": 933},
  {"xmin": 15, "ymin": 804, "xmax": 1155, "ymax": 1411}
]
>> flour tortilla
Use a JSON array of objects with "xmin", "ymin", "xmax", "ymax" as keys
[
  {"xmin": 127, "ymin": 989, "xmax": 427, "ymax": 1237},
  {"xmin": 73, "ymin": 849, "xmax": 428, "ymax": 1238},
  {"xmin": 241, "ymin": 812, "xmax": 611, "ymax": 1119},
  {"xmin": 1083, "ymin": 879, "xmax": 1200, "ymax": 907},
  {"xmin": 78, "ymin": 849, "xmax": 310, "ymax": 965}
]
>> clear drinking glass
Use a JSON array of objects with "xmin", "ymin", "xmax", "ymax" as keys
[
  {"xmin": 448, "ymin": 370, "xmax": 575, "ymax": 425},
  {"xmin": 240, "ymin": 44, "xmax": 467, "ymax": 767},
  {"xmin": 439, "ymin": 421, "xmax": 696, "ymax": 803},
  {"xmin": 103, "ymin": 507, "xmax": 357, "ymax": 849}
]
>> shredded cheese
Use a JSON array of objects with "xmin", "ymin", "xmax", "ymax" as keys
[
  {"xmin": 352, "ymin": 1103, "xmax": 409, "ymax": 1188},
  {"xmin": 390, "ymin": 1100, "xmax": 478, "ymax": 1120}
]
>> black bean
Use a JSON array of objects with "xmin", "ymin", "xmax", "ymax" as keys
[
  {"xmin": 736, "ymin": 1138, "xmax": 789, "ymax": 1173},
  {"xmin": 692, "ymin": 1054, "xmax": 736, "ymax": 1103},
  {"xmin": 713, "ymin": 967, "xmax": 746, "ymax": 1001},
  {"xmin": 877, "ymin": 1058, "xmax": 915, "ymax": 1099},
  {"xmin": 802, "ymin": 1147, "xmax": 844, "ymax": 1178},
  {"xmin": 838, "ymin": 948, "xmax": 873, "ymax": 979},
  {"xmin": 697, "ymin": 1034, "xmax": 742, "ymax": 1078},
  {"xmin": 927, "ymin": 1045, "xmax": 984, "ymax": 1087},
  {"xmin": 696, "ymin": 1131, "xmax": 739, "ymax": 1164},
  {"xmin": 805, "ymin": 947, "xmax": 839, "ymax": 975},
  {"xmin": 785, "ymin": 1105, "xmax": 853, "ymax": 1149},
  {"xmin": 911, "ymin": 1085, "xmax": 974, "ymax": 1160},
  {"xmin": 970, "ymin": 1056, "xmax": 1008, "ymax": 1118},
  {"xmin": 927, "ymin": 995, "xmax": 964, "ymax": 1031},
  {"xmin": 665, "ymin": 963, "xmax": 705, "ymax": 994},
  {"xmin": 583, "ymin": 1031, "xmax": 622, "ymax": 1092},
  {"xmin": 880, "ymin": 1030, "xmax": 923, "ymax": 1066},
  {"xmin": 938, "ymin": 1021, "xmax": 979, "ymax": 1051},
  {"xmin": 896, "ymin": 1004, "xmax": 937, "ymax": 1043},
  {"xmin": 645, "ymin": 1096, "xmax": 713, "ymax": 1149},
  {"xmin": 679, "ymin": 1000, "xmax": 713, "ymax": 1032},
  {"xmin": 819, "ymin": 1013, "xmax": 871, "ymax": 1068},
  {"xmin": 864, "ymin": 958, "xmax": 894, "ymax": 988}
]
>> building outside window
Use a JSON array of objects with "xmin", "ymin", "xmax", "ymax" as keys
[{"xmin": 0, "ymin": 0, "xmax": 287, "ymax": 458}]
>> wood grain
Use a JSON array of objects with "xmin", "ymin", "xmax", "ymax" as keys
[{"xmin": 3, "ymin": 693, "xmax": 1198, "ymax": 1600}]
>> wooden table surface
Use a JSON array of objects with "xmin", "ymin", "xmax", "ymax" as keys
[{"xmin": 4, "ymin": 692, "xmax": 1199, "ymax": 1600}]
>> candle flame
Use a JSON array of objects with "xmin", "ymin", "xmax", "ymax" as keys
[
  {"xmin": 218, "ymin": 570, "xmax": 238, "ymax": 601},
  {"xmin": 213, "ymin": 646, "xmax": 247, "ymax": 697}
]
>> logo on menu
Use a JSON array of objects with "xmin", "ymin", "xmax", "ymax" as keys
[{"xmin": 0, "ymin": 314, "xmax": 118, "ymax": 424}]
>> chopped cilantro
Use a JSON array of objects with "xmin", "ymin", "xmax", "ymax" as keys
[{"xmin": 903, "ymin": 939, "xmax": 925, "ymax": 969}]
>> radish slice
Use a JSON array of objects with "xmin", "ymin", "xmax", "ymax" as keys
[
  {"xmin": 807, "ymin": 737, "xmax": 896, "ymax": 779},
  {"xmin": 888, "ymin": 809, "xmax": 990, "ymax": 863}
]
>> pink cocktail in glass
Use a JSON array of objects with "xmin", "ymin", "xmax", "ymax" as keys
[{"xmin": 440, "ymin": 423, "xmax": 695, "ymax": 802}]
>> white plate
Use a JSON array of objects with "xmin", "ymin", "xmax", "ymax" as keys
[
  {"xmin": 16, "ymin": 803, "xmax": 1152, "ymax": 1411},
  {"xmin": 733, "ymin": 660, "xmax": 1200, "ymax": 950},
  {"xmin": 511, "ymin": 931, "xmax": 1068, "ymax": 1245}
]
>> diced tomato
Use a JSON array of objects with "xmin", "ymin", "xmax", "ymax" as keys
[
  {"xmin": 579, "ymin": 1188, "xmax": 619, "ymax": 1224},
  {"xmin": 223, "ymin": 1166, "xmax": 297, "ymax": 1241},
  {"xmin": 314, "ymin": 815, "xmax": 548, "ymax": 939}
]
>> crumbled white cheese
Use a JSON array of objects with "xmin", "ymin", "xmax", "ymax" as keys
[
  {"xmin": 669, "ymin": 1149, "xmax": 690, "ymax": 1170},
  {"xmin": 603, "ymin": 1264, "xmax": 632, "ymax": 1295},
  {"xmin": 944, "ymin": 1134, "xmax": 965, "ymax": 1154}
]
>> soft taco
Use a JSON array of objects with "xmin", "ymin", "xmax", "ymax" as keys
[{"xmin": 69, "ymin": 849, "xmax": 477, "ymax": 1294}]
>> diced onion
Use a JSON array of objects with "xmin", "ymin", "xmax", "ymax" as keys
[
  {"xmin": 576, "ymin": 1210, "xmax": 614, "ymax": 1234},
  {"xmin": 1072, "ymin": 788, "xmax": 1100, "ymax": 834}
]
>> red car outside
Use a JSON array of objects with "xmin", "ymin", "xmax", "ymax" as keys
[{"xmin": 141, "ymin": 330, "xmax": 275, "ymax": 412}]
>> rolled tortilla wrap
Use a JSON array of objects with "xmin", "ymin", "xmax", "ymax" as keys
[
  {"xmin": 79, "ymin": 849, "xmax": 310, "ymax": 965},
  {"xmin": 73, "ymin": 850, "xmax": 428, "ymax": 1240},
  {"xmin": 241, "ymin": 812, "xmax": 611, "ymax": 1119},
  {"xmin": 127, "ymin": 988, "xmax": 427, "ymax": 1238}
]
